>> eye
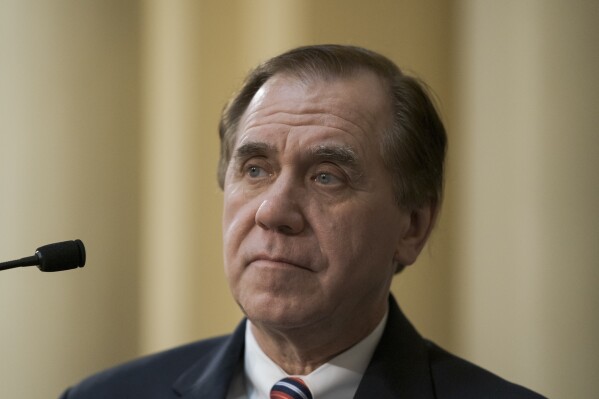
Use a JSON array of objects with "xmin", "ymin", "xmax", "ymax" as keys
[
  {"xmin": 246, "ymin": 165, "xmax": 269, "ymax": 179},
  {"xmin": 313, "ymin": 172, "xmax": 342, "ymax": 186}
]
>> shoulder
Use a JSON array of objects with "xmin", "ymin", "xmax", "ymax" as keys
[
  {"xmin": 60, "ymin": 335, "xmax": 229, "ymax": 399},
  {"xmin": 425, "ymin": 340, "xmax": 547, "ymax": 399}
]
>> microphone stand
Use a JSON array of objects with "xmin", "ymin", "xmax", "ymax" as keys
[{"xmin": 0, "ymin": 255, "xmax": 40, "ymax": 271}]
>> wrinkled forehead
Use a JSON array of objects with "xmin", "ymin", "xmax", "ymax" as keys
[
  {"xmin": 237, "ymin": 71, "xmax": 393, "ymax": 145},
  {"xmin": 257, "ymin": 69, "xmax": 391, "ymax": 107}
]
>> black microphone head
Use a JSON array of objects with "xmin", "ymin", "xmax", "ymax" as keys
[{"xmin": 35, "ymin": 239, "xmax": 86, "ymax": 272}]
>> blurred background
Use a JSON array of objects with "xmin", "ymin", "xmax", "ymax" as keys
[{"xmin": 1, "ymin": 0, "xmax": 597, "ymax": 398}]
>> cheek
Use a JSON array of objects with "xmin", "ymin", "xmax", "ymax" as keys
[
  {"xmin": 306, "ymin": 205, "xmax": 358, "ymax": 269},
  {"xmin": 223, "ymin": 183, "xmax": 254, "ymax": 231},
  {"xmin": 222, "ymin": 192, "xmax": 251, "ymax": 260},
  {"xmin": 317, "ymin": 203, "xmax": 401, "ymax": 272}
]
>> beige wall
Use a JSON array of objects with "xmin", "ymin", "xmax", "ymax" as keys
[
  {"xmin": 453, "ymin": 1, "xmax": 599, "ymax": 396},
  {"xmin": 0, "ymin": 1, "xmax": 141, "ymax": 397},
  {"xmin": 0, "ymin": 1, "xmax": 596, "ymax": 398}
]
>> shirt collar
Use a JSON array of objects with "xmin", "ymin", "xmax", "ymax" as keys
[{"xmin": 243, "ymin": 311, "xmax": 388, "ymax": 399}]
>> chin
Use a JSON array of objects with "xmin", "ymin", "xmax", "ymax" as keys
[{"xmin": 241, "ymin": 294, "xmax": 320, "ymax": 330}]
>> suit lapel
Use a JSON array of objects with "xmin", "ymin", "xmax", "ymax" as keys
[
  {"xmin": 354, "ymin": 295, "xmax": 436, "ymax": 398},
  {"xmin": 170, "ymin": 297, "xmax": 435, "ymax": 398},
  {"xmin": 172, "ymin": 320, "xmax": 246, "ymax": 398}
]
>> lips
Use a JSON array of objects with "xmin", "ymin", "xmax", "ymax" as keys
[{"xmin": 248, "ymin": 254, "xmax": 313, "ymax": 271}]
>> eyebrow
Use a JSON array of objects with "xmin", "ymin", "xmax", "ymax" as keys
[
  {"xmin": 234, "ymin": 142, "xmax": 358, "ymax": 162},
  {"xmin": 233, "ymin": 142, "xmax": 277, "ymax": 161},
  {"xmin": 309, "ymin": 144, "xmax": 358, "ymax": 166}
]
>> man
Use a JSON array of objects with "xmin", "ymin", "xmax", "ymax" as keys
[{"xmin": 61, "ymin": 45, "xmax": 545, "ymax": 398}]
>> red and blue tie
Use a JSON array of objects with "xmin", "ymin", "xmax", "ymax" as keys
[{"xmin": 270, "ymin": 377, "xmax": 313, "ymax": 399}]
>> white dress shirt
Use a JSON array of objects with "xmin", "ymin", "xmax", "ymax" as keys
[{"xmin": 226, "ymin": 311, "xmax": 388, "ymax": 399}]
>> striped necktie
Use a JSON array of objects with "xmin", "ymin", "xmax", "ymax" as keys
[{"xmin": 270, "ymin": 377, "xmax": 313, "ymax": 399}]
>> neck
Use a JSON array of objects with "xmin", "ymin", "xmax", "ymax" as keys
[{"xmin": 250, "ymin": 301, "xmax": 388, "ymax": 375}]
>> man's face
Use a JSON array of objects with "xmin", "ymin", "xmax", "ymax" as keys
[{"xmin": 222, "ymin": 71, "xmax": 413, "ymax": 333}]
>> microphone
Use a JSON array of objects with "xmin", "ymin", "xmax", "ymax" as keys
[{"xmin": 0, "ymin": 239, "xmax": 86, "ymax": 272}]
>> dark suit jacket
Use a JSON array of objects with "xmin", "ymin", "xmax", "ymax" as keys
[{"xmin": 60, "ymin": 296, "xmax": 546, "ymax": 398}]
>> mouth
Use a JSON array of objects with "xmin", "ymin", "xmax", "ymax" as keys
[{"xmin": 248, "ymin": 255, "xmax": 312, "ymax": 272}]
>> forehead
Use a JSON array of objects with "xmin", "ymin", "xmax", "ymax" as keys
[{"xmin": 234, "ymin": 71, "xmax": 392, "ymax": 153}]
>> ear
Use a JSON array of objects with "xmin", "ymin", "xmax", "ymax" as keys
[{"xmin": 393, "ymin": 201, "xmax": 439, "ymax": 267}]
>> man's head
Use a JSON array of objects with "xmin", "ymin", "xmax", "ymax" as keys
[
  {"xmin": 218, "ymin": 44, "xmax": 447, "ymax": 212},
  {"xmin": 219, "ymin": 45, "xmax": 446, "ymax": 340}
]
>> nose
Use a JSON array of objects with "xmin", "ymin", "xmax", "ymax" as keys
[{"xmin": 255, "ymin": 177, "xmax": 305, "ymax": 235}]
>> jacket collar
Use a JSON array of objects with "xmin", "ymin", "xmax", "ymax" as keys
[
  {"xmin": 172, "ymin": 320, "xmax": 246, "ymax": 398},
  {"xmin": 354, "ymin": 295, "xmax": 435, "ymax": 398},
  {"xmin": 171, "ymin": 295, "xmax": 434, "ymax": 398}
]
